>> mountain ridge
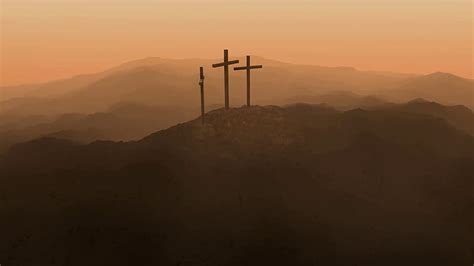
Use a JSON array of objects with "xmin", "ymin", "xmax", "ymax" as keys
[{"xmin": 2, "ymin": 98, "xmax": 473, "ymax": 156}]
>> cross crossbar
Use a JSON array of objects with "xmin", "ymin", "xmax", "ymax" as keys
[
  {"xmin": 212, "ymin": 60, "xmax": 239, "ymax": 68},
  {"xmin": 234, "ymin": 65, "xmax": 263, "ymax": 71}
]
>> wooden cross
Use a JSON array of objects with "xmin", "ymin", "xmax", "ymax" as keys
[
  {"xmin": 199, "ymin": 67, "xmax": 205, "ymax": 123},
  {"xmin": 234, "ymin": 56, "xmax": 263, "ymax": 107},
  {"xmin": 212, "ymin": 49, "xmax": 239, "ymax": 109}
]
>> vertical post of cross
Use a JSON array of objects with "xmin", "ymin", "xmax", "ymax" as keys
[
  {"xmin": 199, "ymin": 66, "xmax": 205, "ymax": 123},
  {"xmin": 224, "ymin": 50, "xmax": 229, "ymax": 109},
  {"xmin": 246, "ymin": 56, "xmax": 251, "ymax": 107}
]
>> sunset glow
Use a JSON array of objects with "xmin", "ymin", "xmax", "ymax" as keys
[{"xmin": 1, "ymin": 0, "xmax": 472, "ymax": 86}]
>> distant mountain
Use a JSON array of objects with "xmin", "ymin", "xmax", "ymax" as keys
[
  {"xmin": 1, "ymin": 105, "xmax": 472, "ymax": 265},
  {"xmin": 0, "ymin": 72, "xmax": 108, "ymax": 101},
  {"xmin": 0, "ymin": 57, "xmax": 179, "ymax": 101}
]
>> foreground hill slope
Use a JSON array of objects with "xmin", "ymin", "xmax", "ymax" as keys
[{"xmin": 1, "ymin": 105, "xmax": 473, "ymax": 265}]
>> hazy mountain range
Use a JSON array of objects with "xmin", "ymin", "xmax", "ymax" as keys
[
  {"xmin": 1, "ymin": 104, "xmax": 472, "ymax": 265},
  {"xmin": 2, "ymin": 57, "xmax": 473, "ymax": 117}
]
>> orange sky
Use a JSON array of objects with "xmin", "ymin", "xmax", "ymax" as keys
[{"xmin": 1, "ymin": 0, "xmax": 472, "ymax": 86}]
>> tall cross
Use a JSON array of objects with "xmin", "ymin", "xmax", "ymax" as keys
[
  {"xmin": 212, "ymin": 49, "xmax": 239, "ymax": 109},
  {"xmin": 199, "ymin": 67, "xmax": 205, "ymax": 123},
  {"xmin": 234, "ymin": 56, "xmax": 263, "ymax": 107}
]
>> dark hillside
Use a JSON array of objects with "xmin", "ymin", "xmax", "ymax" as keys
[{"xmin": 1, "ymin": 105, "xmax": 473, "ymax": 265}]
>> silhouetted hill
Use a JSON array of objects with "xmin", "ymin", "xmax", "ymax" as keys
[
  {"xmin": 285, "ymin": 91, "xmax": 393, "ymax": 110},
  {"xmin": 386, "ymin": 72, "xmax": 474, "ymax": 108},
  {"xmin": 1, "ymin": 105, "xmax": 472, "ymax": 265},
  {"xmin": 387, "ymin": 99, "xmax": 474, "ymax": 136},
  {"xmin": 284, "ymin": 93, "xmax": 474, "ymax": 136},
  {"xmin": 0, "ymin": 104, "xmax": 195, "ymax": 154}
]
